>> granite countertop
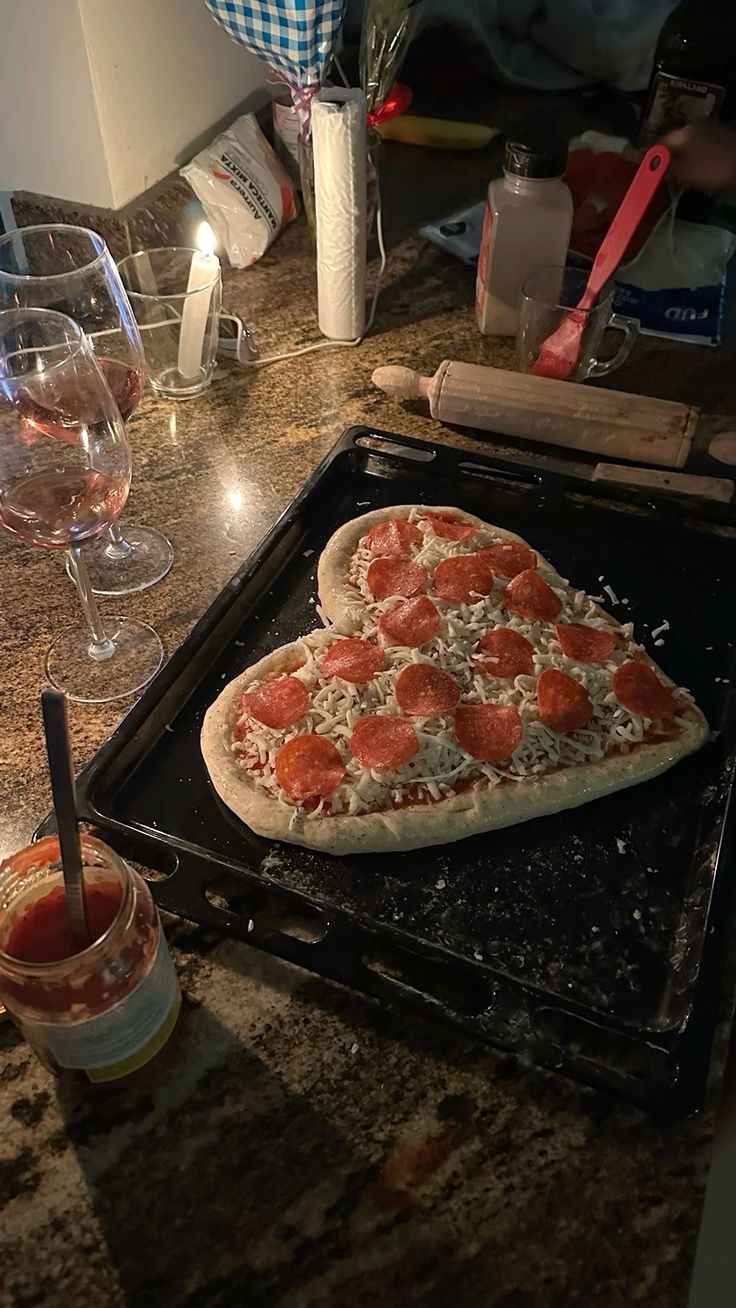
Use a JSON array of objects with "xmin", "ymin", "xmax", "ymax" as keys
[{"xmin": 3, "ymin": 94, "xmax": 736, "ymax": 1306}]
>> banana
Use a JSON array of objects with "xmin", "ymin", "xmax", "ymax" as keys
[{"xmin": 376, "ymin": 115, "xmax": 498, "ymax": 151}]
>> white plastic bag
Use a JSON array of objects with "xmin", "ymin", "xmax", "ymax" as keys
[{"xmin": 181, "ymin": 114, "xmax": 297, "ymax": 268}]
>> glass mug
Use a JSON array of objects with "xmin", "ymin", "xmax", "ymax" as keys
[{"xmin": 517, "ymin": 264, "xmax": 639, "ymax": 381}]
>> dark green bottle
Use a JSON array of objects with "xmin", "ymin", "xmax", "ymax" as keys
[{"xmin": 639, "ymin": 0, "xmax": 736, "ymax": 145}]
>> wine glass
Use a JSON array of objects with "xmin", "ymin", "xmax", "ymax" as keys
[
  {"xmin": 0, "ymin": 308, "xmax": 163, "ymax": 702},
  {"xmin": 0, "ymin": 224, "xmax": 173, "ymax": 595}
]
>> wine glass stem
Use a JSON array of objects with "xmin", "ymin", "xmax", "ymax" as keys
[
  {"xmin": 67, "ymin": 546, "xmax": 116, "ymax": 662},
  {"xmin": 104, "ymin": 521, "xmax": 134, "ymax": 561}
]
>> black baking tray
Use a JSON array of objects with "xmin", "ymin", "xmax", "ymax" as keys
[{"xmin": 39, "ymin": 427, "xmax": 736, "ymax": 1115}]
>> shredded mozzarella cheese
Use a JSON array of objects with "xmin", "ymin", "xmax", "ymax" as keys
[{"xmin": 232, "ymin": 513, "xmax": 684, "ymax": 816}]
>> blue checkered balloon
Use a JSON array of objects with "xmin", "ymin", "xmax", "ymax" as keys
[{"xmin": 205, "ymin": 0, "xmax": 345, "ymax": 92}]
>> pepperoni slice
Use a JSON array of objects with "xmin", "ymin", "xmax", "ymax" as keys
[
  {"xmin": 395, "ymin": 663, "xmax": 461, "ymax": 716},
  {"xmin": 241, "ymin": 676, "xmax": 309, "ymax": 730},
  {"xmin": 504, "ymin": 569, "xmax": 561, "ymax": 621},
  {"xmin": 423, "ymin": 512, "xmax": 477, "ymax": 541},
  {"xmin": 365, "ymin": 517, "xmax": 422, "ymax": 558},
  {"xmin": 612, "ymin": 660, "xmax": 679, "ymax": 719},
  {"xmin": 555, "ymin": 623, "xmax": 616, "ymax": 664},
  {"xmin": 322, "ymin": 638, "xmax": 385, "ymax": 684},
  {"xmin": 274, "ymin": 734, "xmax": 346, "ymax": 801},
  {"xmin": 477, "ymin": 540, "xmax": 537, "ymax": 578},
  {"xmin": 454, "ymin": 703, "xmax": 523, "ymax": 761},
  {"xmin": 476, "ymin": 628, "xmax": 535, "ymax": 679},
  {"xmin": 351, "ymin": 715, "xmax": 419, "ymax": 770},
  {"xmin": 537, "ymin": 668, "xmax": 593, "ymax": 733},
  {"xmin": 366, "ymin": 557, "xmax": 428, "ymax": 601},
  {"xmin": 378, "ymin": 595, "xmax": 440, "ymax": 647},
  {"xmin": 432, "ymin": 554, "xmax": 494, "ymax": 604}
]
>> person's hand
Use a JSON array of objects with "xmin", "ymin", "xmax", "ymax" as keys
[{"xmin": 663, "ymin": 120, "xmax": 736, "ymax": 193}]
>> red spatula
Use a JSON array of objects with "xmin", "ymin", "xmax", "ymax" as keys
[{"xmin": 530, "ymin": 144, "xmax": 670, "ymax": 380}]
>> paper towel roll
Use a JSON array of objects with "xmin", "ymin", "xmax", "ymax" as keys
[{"xmin": 312, "ymin": 88, "xmax": 367, "ymax": 341}]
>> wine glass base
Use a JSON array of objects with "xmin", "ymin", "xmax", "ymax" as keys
[
  {"xmin": 70, "ymin": 525, "xmax": 174, "ymax": 596},
  {"xmin": 45, "ymin": 618, "xmax": 164, "ymax": 704}
]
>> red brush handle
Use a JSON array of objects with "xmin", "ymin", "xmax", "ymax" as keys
[{"xmin": 579, "ymin": 144, "xmax": 671, "ymax": 310}]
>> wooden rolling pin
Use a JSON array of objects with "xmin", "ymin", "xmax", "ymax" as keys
[{"xmin": 372, "ymin": 360, "xmax": 699, "ymax": 469}]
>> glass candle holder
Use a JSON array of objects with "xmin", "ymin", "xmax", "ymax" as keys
[
  {"xmin": 118, "ymin": 247, "xmax": 222, "ymax": 399},
  {"xmin": 0, "ymin": 835, "xmax": 180, "ymax": 1082}
]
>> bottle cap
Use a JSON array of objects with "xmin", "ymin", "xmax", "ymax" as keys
[{"xmin": 504, "ymin": 135, "xmax": 568, "ymax": 179}]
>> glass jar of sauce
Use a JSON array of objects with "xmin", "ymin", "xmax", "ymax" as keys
[{"xmin": 0, "ymin": 835, "xmax": 180, "ymax": 1082}]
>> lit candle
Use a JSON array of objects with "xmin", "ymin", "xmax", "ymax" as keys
[{"xmin": 177, "ymin": 221, "xmax": 220, "ymax": 380}]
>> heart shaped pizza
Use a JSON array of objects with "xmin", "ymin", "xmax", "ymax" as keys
[{"xmin": 201, "ymin": 506, "xmax": 708, "ymax": 854}]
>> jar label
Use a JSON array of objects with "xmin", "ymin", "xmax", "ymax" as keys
[
  {"xmin": 640, "ymin": 72, "xmax": 725, "ymax": 144},
  {"xmin": 24, "ymin": 933, "xmax": 181, "ymax": 1080}
]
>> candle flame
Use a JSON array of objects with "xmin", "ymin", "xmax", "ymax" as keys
[{"xmin": 196, "ymin": 221, "xmax": 216, "ymax": 256}]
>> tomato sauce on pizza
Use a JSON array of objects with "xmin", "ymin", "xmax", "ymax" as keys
[{"xmin": 224, "ymin": 508, "xmax": 697, "ymax": 829}]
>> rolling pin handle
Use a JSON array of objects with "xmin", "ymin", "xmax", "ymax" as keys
[{"xmin": 372, "ymin": 365, "xmax": 430, "ymax": 401}]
